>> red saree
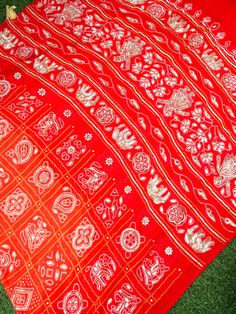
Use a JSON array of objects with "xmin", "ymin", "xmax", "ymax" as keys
[{"xmin": 0, "ymin": 0, "xmax": 236, "ymax": 313}]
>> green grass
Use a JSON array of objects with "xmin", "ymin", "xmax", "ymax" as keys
[{"xmin": 0, "ymin": 1, "xmax": 236, "ymax": 313}]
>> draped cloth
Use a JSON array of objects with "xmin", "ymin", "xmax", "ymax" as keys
[{"xmin": 0, "ymin": 0, "xmax": 236, "ymax": 313}]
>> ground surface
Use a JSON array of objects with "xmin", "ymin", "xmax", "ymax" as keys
[{"xmin": 0, "ymin": 1, "xmax": 235, "ymax": 313}]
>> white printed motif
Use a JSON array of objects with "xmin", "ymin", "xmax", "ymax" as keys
[
  {"xmin": 158, "ymin": 87, "xmax": 194, "ymax": 117},
  {"xmin": 68, "ymin": 218, "xmax": 99, "ymax": 257},
  {"xmin": 76, "ymin": 84, "xmax": 99, "ymax": 107},
  {"xmin": 34, "ymin": 111, "xmax": 64, "ymax": 141},
  {"xmin": 147, "ymin": 175, "xmax": 171, "ymax": 204},
  {"xmin": 56, "ymin": 70, "xmax": 77, "ymax": 87},
  {"xmin": 112, "ymin": 124, "xmax": 137, "ymax": 150},
  {"xmin": 96, "ymin": 188, "xmax": 127, "ymax": 228},
  {"xmin": 56, "ymin": 135, "xmax": 86, "ymax": 167},
  {"xmin": 8, "ymin": 92, "xmax": 43, "ymax": 120},
  {"xmin": 0, "ymin": 76, "xmax": 11, "ymax": 100},
  {"xmin": 95, "ymin": 106, "xmax": 115, "ymax": 125},
  {"xmin": 188, "ymin": 33, "xmax": 204, "ymax": 48},
  {"xmin": 15, "ymin": 46, "xmax": 33, "ymax": 59},
  {"xmin": 168, "ymin": 14, "xmax": 189, "ymax": 33},
  {"xmin": 0, "ymin": 188, "xmax": 31, "ymax": 222},
  {"xmin": 51, "ymin": 2, "xmax": 84, "ymax": 25},
  {"xmin": 78, "ymin": 162, "xmax": 107, "ymax": 194},
  {"xmin": 0, "ymin": 28, "xmax": 18, "ymax": 50},
  {"xmin": 222, "ymin": 73, "xmax": 236, "ymax": 91},
  {"xmin": 38, "ymin": 249, "xmax": 69, "ymax": 291},
  {"xmin": 146, "ymin": 4, "xmax": 166, "ymax": 19},
  {"xmin": 114, "ymin": 37, "xmax": 144, "ymax": 70},
  {"xmin": 166, "ymin": 204, "xmax": 187, "ymax": 226},
  {"xmin": 11, "ymin": 287, "xmax": 34, "ymax": 311},
  {"xmin": 33, "ymin": 54, "xmax": 59, "ymax": 74},
  {"xmin": 52, "ymin": 187, "xmax": 80, "ymax": 223},
  {"xmin": 0, "ymin": 167, "xmax": 10, "ymax": 189},
  {"xmin": 107, "ymin": 283, "xmax": 141, "ymax": 314},
  {"xmin": 116, "ymin": 222, "xmax": 145, "ymax": 258},
  {"xmin": 202, "ymin": 49, "xmax": 224, "ymax": 71},
  {"xmin": 136, "ymin": 251, "xmax": 170, "ymax": 290},
  {"xmin": 0, "ymin": 244, "xmax": 20, "ymax": 279},
  {"xmin": 184, "ymin": 225, "xmax": 215, "ymax": 253},
  {"xmin": 57, "ymin": 283, "xmax": 88, "ymax": 314},
  {"xmin": 214, "ymin": 154, "xmax": 236, "ymax": 197},
  {"xmin": 28, "ymin": 161, "xmax": 59, "ymax": 194},
  {"xmin": 132, "ymin": 152, "xmax": 151, "ymax": 174},
  {"xmin": 20, "ymin": 216, "xmax": 51, "ymax": 253},
  {"xmin": 86, "ymin": 254, "xmax": 116, "ymax": 291},
  {"xmin": 0, "ymin": 116, "xmax": 13, "ymax": 141},
  {"xmin": 6, "ymin": 136, "xmax": 38, "ymax": 165}
]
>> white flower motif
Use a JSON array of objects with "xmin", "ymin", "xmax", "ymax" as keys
[
  {"xmin": 142, "ymin": 216, "xmax": 150, "ymax": 226},
  {"xmin": 105, "ymin": 157, "xmax": 113, "ymax": 166},
  {"xmin": 110, "ymin": 28, "xmax": 124, "ymax": 40},
  {"xmin": 38, "ymin": 88, "xmax": 46, "ymax": 96},
  {"xmin": 144, "ymin": 52, "xmax": 153, "ymax": 65},
  {"xmin": 164, "ymin": 76, "xmax": 177, "ymax": 87},
  {"xmin": 132, "ymin": 62, "xmax": 143, "ymax": 74},
  {"xmin": 14, "ymin": 72, "xmax": 21, "ymax": 80},
  {"xmin": 140, "ymin": 77, "xmax": 151, "ymax": 88},
  {"xmin": 92, "ymin": 27, "xmax": 104, "ymax": 38},
  {"xmin": 153, "ymin": 86, "xmax": 166, "ymax": 97},
  {"xmin": 192, "ymin": 108, "xmax": 202, "ymax": 123},
  {"xmin": 180, "ymin": 119, "xmax": 190, "ymax": 133},
  {"xmin": 212, "ymin": 140, "xmax": 225, "ymax": 153},
  {"xmin": 124, "ymin": 185, "xmax": 132, "ymax": 194},
  {"xmin": 185, "ymin": 138, "xmax": 197, "ymax": 154},
  {"xmin": 63, "ymin": 109, "xmax": 72, "ymax": 118},
  {"xmin": 84, "ymin": 15, "xmax": 93, "ymax": 26},
  {"xmin": 197, "ymin": 129, "xmax": 208, "ymax": 143},
  {"xmin": 165, "ymin": 246, "xmax": 173, "ymax": 256},
  {"xmin": 84, "ymin": 133, "xmax": 92, "ymax": 141},
  {"xmin": 200, "ymin": 152, "xmax": 213, "ymax": 163},
  {"xmin": 149, "ymin": 68, "xmax": 160, "ymax": 79},
  {"xmin": 73, "ymin": 25, "xmax": 83, "ymax": 36}
]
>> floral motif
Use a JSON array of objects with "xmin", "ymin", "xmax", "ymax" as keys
[
  {"xmin": 166, "ymin": 205, "xmax": 187, "ymax": 226},
  {"xmin": 188, "ymin": 33, "xmax": 204, "ymax": 48},
  {"xmin": 124, "ymin": 185, "xmax": 132, "ymax": 194},
  {"xmin": 56, "ymin": 135, "xmax": 86, "ymax": 167},
  {"xmin": 146, "ymin": 4, "xmax": 166, "ymax": 19},
  {"xmin": 222, "ymin": 73, "xmax": 236, "ymax": 91},
  {"xmin": 84, "ymin": 133, "xmax": 92, "ymax": 141},
  {"xmin": 95, "ymin": 106, "xmax": 115, "ymax": 125},
  {"xmin": 69, "ymin": 218, "xmax": 99, "ymax": 257},
  {"xmin": 142, "ymin": 216, "xmax": 150, "ymax": 226},
  {"xmin": 37, "ymin": 88, "xmax": 46, "ymax": 96},
  {"xmin": 132, "ymin": 152, "xmax": 151, "ymax": 174},
  {"xmin": 165, "ymin": 247, "xmax": 173, "ymax": 256},
  {"xmin": 0, "ymin": 188, "xmax": 31, "ymax": 222}
]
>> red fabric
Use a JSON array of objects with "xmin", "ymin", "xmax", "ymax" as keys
[{"xmin": 0, "ymin": 0, "xmax": 236, "ymax": 313}]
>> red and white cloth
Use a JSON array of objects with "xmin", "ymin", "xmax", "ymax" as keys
[{"xmin": 0, "ymin": 0, "xmax": 236, "ymax": 313}]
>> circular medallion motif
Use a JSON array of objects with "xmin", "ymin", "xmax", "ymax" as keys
[
  {"xmin": 0, "ymin": 80, "xmax": 11, "ymax": 98},
  {"xmin": 15, "ymin": 47, "xmax": 33, "ymax": 59},
  {"xmin": 57, "ymin": 284, "xmax": 88, "ymax": 314},
  {"xmin": 120, "ymin": 227, "xmax": 141, "ymax": 253},
  {"xmin": 56, "ymin": 71, "xmax": 77, "ymax": 87},
  {"xmin": 146, "ymin": 4, "xmax": 166, "ymax": 18},
  {"xmin": 188, "ymin": 33, "xmax": 204, "ymax": 48},
  {"xmin": 29, "ymin": 161, "xmax": 58, "ymax": 194},
  {"xmin": 222, "ymin": 73, "xmax": 236, "ymax": 91},
  {"xmin": 95, "ymin": 106, "xmax": 115, "ymax": 125},
  {"xmin": 166, "ymin": 205, "xmax": 187, "ymax": 226},
  {"xmin": 132, "ymin": 152, "xmax": 151, "ymax": 174}
]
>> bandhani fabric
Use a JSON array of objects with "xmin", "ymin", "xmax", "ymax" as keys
[{"xmin": 0, "ymin": 0, "xmax": 236, "ymax": 313}]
